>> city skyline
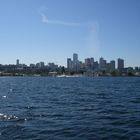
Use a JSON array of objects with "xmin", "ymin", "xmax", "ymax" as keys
[
  {"xmin": 67, "ymin": 53, "xmax": 126, "ymax": 71},
  {"xmin": 0, "ymin": 53, "xmax": 137, "ymax": 69},
  {"xmin": 0, "ymin": 0, "xmax": 140, "ymax": 67},
  {"xmin": 0, "ymin": 53, "xmax": 139, "ymax": 77}
]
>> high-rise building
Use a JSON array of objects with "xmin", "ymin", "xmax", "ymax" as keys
[
  {"xmin": 135, "ymin": 67, "xmax": 139, "ymax": 71},
  {"xmin": 16, "ymin": 59, "xmax": 19, "ymax": 66},
  {"xmin": 99, "ymin": 57, "xmax": 106, "ymax": 70},
  {"xmin": 85, "ymin": 58, "xmax": 91, "ymax": 69},
  {"xmin": 36, "ymin": 62, "xmax": 45, "ymax": 68},
  {"xmin": 117, "ymin": 58, "xmax": 124, "ymax": 70},
  {"xmin": 40, "ymin": 62, "xmax": 45, "ymax": 68},
  {"xmin": 30, "ymin": 64, "xmax": 35, "ymax": 68},
  {"xmin": 94, "ymin": 61, "xmax": 99, "ymax": 70},
  {"xmin": 73, "ymin": 53, "xmax": 79, "ymax": 71},
  {"xmin": 85, "ymin": 57, "xmax": 94, "ymax": 70},
  {"xmin": 67, "ymin": 58, "xmax": 72, "ymax": 70},
  {"xmin": 73, "ymin": 53, "xmax": 78, "ymax": 64},
  {"xmin": 110, "ymin": 60, "xmax": 115, "ymax": 71},
  {"xmin": 48, "ymin": 63, "xmax": 58, "ymax": 70},
  {"xmin": 79, "ymin": 61, "xmax": 84, "ymax": 70},
  {"xmin": 90, "ymin": 57, "xmax": 94, "ymax": 69}
]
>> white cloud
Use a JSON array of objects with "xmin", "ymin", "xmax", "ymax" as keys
[
  {"xmin": 40, "ymin": 12, "xmax": 101, "ymax": 58},
  {"xmin": 41, "ymin": 13, "xmax": 80, "ymax": 26}
]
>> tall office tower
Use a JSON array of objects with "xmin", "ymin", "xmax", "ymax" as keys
[
  {"xmin": 73, "ymin": 53, "xmax": 79, "ymax": 71},
  {"xmin": 110, "ymin": 60, "xmax": 115, "ymax": 71},
  {"xmin": 48, "ymin": 63, "xmax": 58, "ymax": 70},
  {"xmin": 39, "ymin": 62, "xmax": 45, "ymax": 68},
  {"xmin": 67, "ymin": 58, "xmax": 72, "ymax": 70},
  {"xmin": 90, "ymin": 57, "xmax": 94, "ymax": 69},
  {"xmin": 79, "ymin": 61, "xmax": 84, "ymax": 70},
  {"xmin": 135, "ymin": 67, "xmax": 139, "ymax": 71},
  {"xmin": 117, "ymin": 58, "xmax": 124, "ymax": 70},
  {"xmin": 85, "ymin": 57, "xmax": 94, "ymax": 70},
  {"xmin": 85, "ymin": 58, "xmax": 91, "ymax": 70},
  {"xmin": 73, "ymin": 53, "xmax": 78, "ymax": 64},
  {"xmin": 16, "ymin": 59, "xmax": 19, "ymax": 65},
  {"xmin": 94, "ymin": 61, "xmax": 99, "ymax": 70},
  {"xmin": 99, "ymin": 57, "xmax": 106, "ymax": 70}
]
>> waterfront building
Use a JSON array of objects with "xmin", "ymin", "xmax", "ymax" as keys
[
  {"xmin": 135, "ymin": 67, "xmax": 139, "ymax": 71},
  {"xmin": 85, "ymin": 58, "xmax": 91, "ymax": 70},
  {"xmin": 117, "ymin": 58, "xmax": 124, "ymax": 70},
  {"xmin": 85, "ymin": 57, "xmax": 94, "ymax": 70},
  {"xmin": 79, "ymin": 61, "xmax": 84, "ymax": 70},
  {"xmin": 94, "ymin": 61, "xmax": 99, "ymax": 70},
  {"xmin": 127, "ymin": 67, "xmax": 134, "ymax": 73},
  {"xmin": 90, "ymin": 57, "xmax": 94, "ymax": 69},
  {"xmin": 106, "ymin": 63, "xmax": 111, "ymax": 71},
  {"xmin": 40, "ymin": 62, "xmax": 45, "ymax": 68},
  {"xmin": 73, "ymin": 53, "xmax": 78, "ymax": 62},
  {"xmin": 110, "ymin": 60, "xmax": 115, "ymax": 71},
  {"xmin": 48, "ymin": 63, "xmax": 58, "ymax": 70},
  {"xmin": 67, "ymin": 58, "xmax": 73, "ymax": 70},
  {"xmin": 30, "ymin": 64, "xmax": 36, "ymax": 68},
  {"xmin": 99, "ymin": 57, "xmax": 107, "ymax": 70},
  {"xmin": 36, "ymin": 63, "xmax": 40, "ymax": 68},
  {"xmin": 73, "ymin": 53, "xmax": 79, "ymax": 71},
  {"xmin": 73, "ymin": 53, "xmax": 78, "ymax": 66},
  {"xmin": 16, "ymin": 59, "xmax": 19, "ymax": 66},
  {"xmin": 36, "ymin": 62, "xmax": 45, "ymax": 68}
]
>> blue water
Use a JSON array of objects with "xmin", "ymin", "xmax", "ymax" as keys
[{"xmin": 0, "ymin": 77, "xmax": 140, "ymax": 140}]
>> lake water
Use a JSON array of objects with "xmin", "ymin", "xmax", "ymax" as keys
[{"xmin": 0, "ymin": 77, "xmax": 140, "ymax": 140}]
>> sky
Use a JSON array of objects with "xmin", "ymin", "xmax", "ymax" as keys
[{"xmin": 0, "ymin": 0, "xmax": 140, "ymax": 67}]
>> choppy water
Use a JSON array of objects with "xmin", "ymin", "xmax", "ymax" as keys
[{"xmin": 0, "ymin": 77, "xmax": 140, "ymax": 140}]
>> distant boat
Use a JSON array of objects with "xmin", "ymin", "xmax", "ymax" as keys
[
  {"xmin": 57, "ymin": 74, "xmax": 67, "ymax": 77},
  {"xmin": 57, "ymin": 74, "xmax": 83, "ymax": 78}
]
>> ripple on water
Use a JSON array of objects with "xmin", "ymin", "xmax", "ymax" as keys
[
  {"xmin": 0, "ymin": 113, "xmax": 18, "ymax": 120},
  {"xmin": 0, "ymin": 77, "xmax": 140, "ymax": 140},
  {"xmin": 0, "ymin": 113, "xmax": 27, "ymax": 122}
]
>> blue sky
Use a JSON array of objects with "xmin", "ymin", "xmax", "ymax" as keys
[{"xmin": 0, "ymin": 0, "xmax": 140, "ymax": 67}]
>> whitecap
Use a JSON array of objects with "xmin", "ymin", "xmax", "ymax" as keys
[
  {"xmin": 3, "ymin": 115, "xmax": 7, "ymax": 118},
  {"xmin": 0, "ymin": 113, "xmax": 4, "ymax": 116},
  {"xmin": 0, "ymin": 113, "xmax": 18, "ymax": 120},
  {"xmin": 2, "ymin": 95, "xmax": 7, "ymax": 98}
]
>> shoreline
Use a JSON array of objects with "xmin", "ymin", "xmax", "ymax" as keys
[{"xmin": 0, "ymin": 74, "xmax": 139, "ymax": 77}]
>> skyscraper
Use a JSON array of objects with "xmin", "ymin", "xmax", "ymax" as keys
[
  {"xmin": 85, "ymin": 58, "xmax": 91, "ymax": 70},
  {"xmin": 67, "ymin": 58, "xmax": 72, "ymax": 70},
  {"xmin": 110, "ymin": 60, "xmax": 115, "ymax": 71},
  {"xmin": 73, "ymin": 53, "xmax": 78, "ymax": 64},
  {"xmin": 99, "ymin": 57, "xmax": 106, "ymax": 70},
  {"xmin": 73, "ymin": 53, "xmax": 79, "ymax": 71},
  {"xmin": 117, "ymin": 58, "xmax": 124, "ymax": 70},
  {"xmin": 16, "ymin": 59, "xmax": 19, "ymax": 66},
  {"xmin": 85, "ymin": 57, "xmax": 94, "ymax": 70}
]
